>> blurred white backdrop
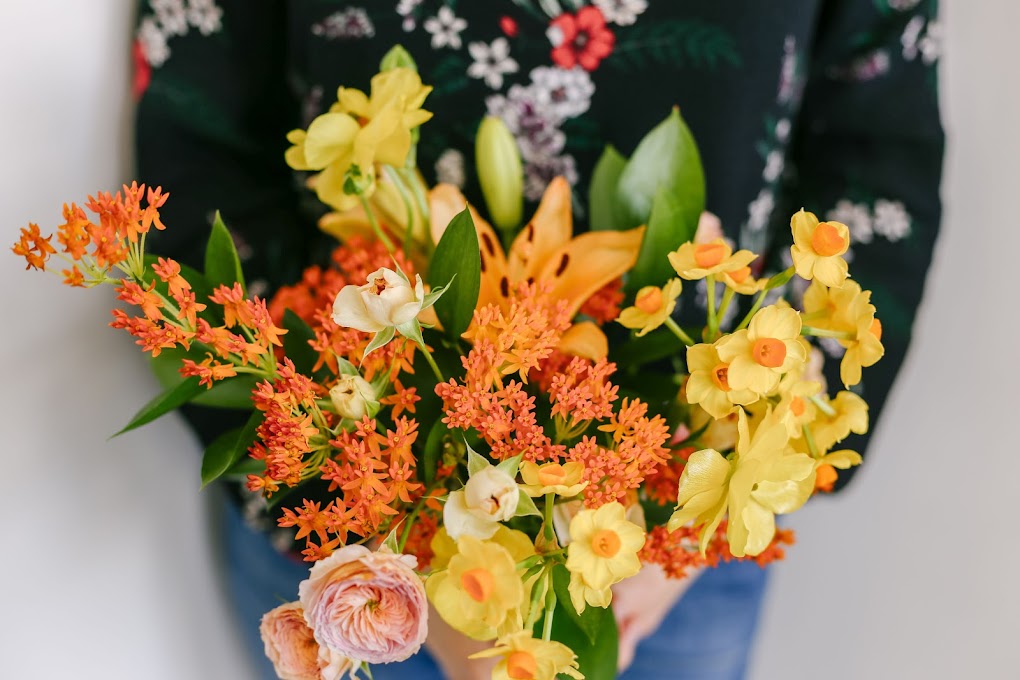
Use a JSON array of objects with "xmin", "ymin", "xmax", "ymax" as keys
[{"xmin": 0, "ymin": 1, "xmax": 1015, "ymax": 678}]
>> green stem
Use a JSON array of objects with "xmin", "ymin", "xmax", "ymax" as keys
[
  {"xmin": 716, "ymin": 287, "xmax": 735, "ymax": 330},
  {"xmin": 802, "ymin": 326, "xmax": 854, "ymax": 340},
  {"xmin": 421, "ymin": 347, "xmax": 445, "ymax": 382},
  {"xmin": 802, "ymin": 424, "xmax": 821, "ymax": 458},
  {"xmin": 809, "ymin": 395, "xmax": 838, "ymax": 418},
  {"xmin": 358, "ymin": 193, "xmax": 396, "ymax": 254},
  {"xmin": 706, "ymin": 274, "xmax": 718, "ymax": 339},
  {"xmin": 542, "ymin": 580, "xmax": 557, "ymax": 642},
  {"xmin": 664, "ymin": 317, "xmax": 695, "ymax": 347},
  {"xmin": 543, "ymin": 492, "xmax": 556, "ymax": 543},
  {"xmin": 736, "ymin": 289, "xmax": 769, "ymax": 331}
]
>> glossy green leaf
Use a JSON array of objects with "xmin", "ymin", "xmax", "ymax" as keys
[
  {"xmin": 150, "ymin": 347, "xmax": 258, "ymax": 409},
  {"xmin": 204, "ymin": 211, "xmax": 246, "ymax": 294},
  {"xmin": 615, "ymin": 107, "xmax": 705, "ymax": 259},
  {"xmin": 589, "ymin": 145, "xmax": 628, "ymax": 231},
  {"xmin": 514, "ymin": 490, "xmax": 542, "ymax": 518},
  {"xmin": 427, "ymin": 207, "xmax": 481, "ymax": 339},
  {"xmin": 422, "ymin": 420, "xmax": 449, "ymax": 486},
  {"xmin": 627, "ymin": 187, "xmax": 698, "ymax": 293},
  {"xmin": 547, "ymin": 565, "xmax": 618, "ymax": 679},
  {"xmin": 114, "ymin": 376, "xmax": 205, "ymax": 436},
  {"xmin": 202, "ymin": 410, "xmax": 263, "ymax": 488},
  {"xmin": 551, "ymin": 565, "xmax": 603, "ymax": 644},
  {"xmin": 282, "ymin": 309, "xmax": 319, "ymax": 375}
]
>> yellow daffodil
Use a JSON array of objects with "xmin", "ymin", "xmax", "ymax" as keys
[
  {"xmin": 790, "ymin": 209, "xmax": 850, "ymax": 287},
  {"xmin": 688, "ymin": 405, "xmax": 740, "ymax": 451},
  {"xmin": 718, "ymin": 266, "xmax": 767, "ymax": 295},
  {"xmin": 668, "ymin": 238, "xmax": 757, "ymax": 280},
  {"xmin": 286, "ymin": 68, "xmax": 432, "ymax": 211},
  {"xmin": 470, "ymin": 631, "xmax": 583, "ymax": 680},
  {"xmin": 809, "ymin": 391, "xmax": 869, "ymax": 453},
  {"xmin": 768, "ymin": 367, "xmax": 823, "ymax": 438},
  {"xmin": 426, "ymin": 535, "xmax": 526, "ymax": 640},
  {"xmin": 666, "ymin": 447, "xmax": 733, "ymax": 552},
  {"xmin": 803, "ymin": 280, "xmax": 884, "ymax": 387},
  {"xmin": 715, "ymin": 306, "xmax": 807, "ymax": 395},
  {"xmin": 565, "ymin": 502, "xmax": 645, "ymax": 613},
  {"xmin": 813, "ymin": 449, "xmax": 863, "ymax": 491},
  {"xmin": 684, "ymin": 343, "xmax": 759, "ymax": 419},
  {"xmin": 618, "ymin": 278, "xmax": 682, "ymax": 336},
  {"xmin": 519, "ymin": 461, "xmax": 588, "ymax": 498}
]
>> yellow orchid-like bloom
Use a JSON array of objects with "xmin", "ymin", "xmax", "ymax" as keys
[
  {"xmin": 790, "ymin": 209, "xmax": 851, "ymax": 287},
  {"xmin": 715, "ymin": 306, "xmax": 807, "ymax": 395},
  {"xmin": 286, "ymin": 67, "xmax": 432, "ymax": 212},
  {"xmin": 426, "ymin": 535, "xmax": 527, "ymax": 640},
  {"xmin": 764, "ymin": 366, "xmax": 823, "ymax": 438},
  {"xmin": 803, "ymin": 280, "xmax": 884, "ymax": 387},
  {"xmin": 684, "ymin": 342, "xmax": 759, "ymax": 420},
  {"xmin": 618, "ymin": 278, "xmax": 682, "ymax": 337},
  {"xmin": 718, "ymin": 265, "xmax": 767, "ymax": 295},
  {"xmin": 519, "ymin": 461, "xmax": 588, "ymax": 498},
  {"xmin": 470, "ymin": 631, "xmax": 583, "ymax": 680},
  {"xmin": 668, "ymin": 410, "xmax": 816, "ymax": 557},
  {"xmin": 565, "ymin": 502, "xmax": 645, "ymax": 614},
  {"xmin": 667, "ymin": 238, "xmax": 757, "ymax": 280}
]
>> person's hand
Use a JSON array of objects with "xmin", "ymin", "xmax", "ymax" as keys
[
  {"xmin": 611, "ymin": 564, "xmax": 703, "ymax": 673},
  {"xmin": 423, "ymin": 605, "xmax": 497, "ymax": 680}
]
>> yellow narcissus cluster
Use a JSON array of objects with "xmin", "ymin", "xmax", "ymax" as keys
[
  {"xmin": 802, "ymin": 279, "xmax": 884, "ymax": 388},
  {"xmin": 285, "ymin": 68, "xmax": 432, "ymax": 211}
]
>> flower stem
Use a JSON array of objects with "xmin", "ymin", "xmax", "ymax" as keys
[
  {"xmin": 544, "ymin": 492, "xmax": 556, "ymax": 543},
  {"xmin": 801, "ymin": 326, "xmax": 854, "ymax": 340},
  {"xmin": 736, "ymin": 289, "xmax": 769, "ymax": 331},
  {"xmin": 802, "ymin": 424, "xmax": 821, "ymax": 458},
  {"xmin": 809, "ymin": 394, "xmax": 838, "ymax": 418},
  {"xmin": 716, "ymin": 287, "xmax": 735, "ymax": 330},
  {"xmin": 706, "ymin": 274, "xmax": 718, "ymax": 339},
  {"xmin": 664, "ymin": 317, "xmax": 695, "ymax": 347},
  {"xmin": 421, "ymin": 347, "xmax": 445, "ymax": 382},
  {"xmin": 542, "ymin": 581, "xmax": 557, "ymax": 641},
  {"xmin": 358, "ymin": 193, "xmax": 397, "ymax": 254}
]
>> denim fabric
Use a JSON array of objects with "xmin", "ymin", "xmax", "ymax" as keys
[{"xmin": 222, "ymin": 498, "xmax": 768, "ymax": 680}]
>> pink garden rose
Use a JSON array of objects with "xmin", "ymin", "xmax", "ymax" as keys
[
  {"xmin": 260, "ymin": 602, "xmax": 352, "ymax": 680},
  {"xmin": 299, "ymin": 545, "xmax": 428, "ymax": 665}
]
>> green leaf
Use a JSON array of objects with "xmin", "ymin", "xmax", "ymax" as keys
[
  {"xmin": 627, "ymin": 188, "xmax": 698, "ymax": 292},
  {"xmin": 428, "ymin": 207, "xmax": 481, "ymax": 339},
  {"xmin": 589, "ymin": 145, "xmax": 628, "ymax": 231},
  {"xmin": 114, "ymin": 376, "xmax": 205, "ymax": 436},
  {"xmin": 611, "ymin": 327, "xmax": 688, "ymax": 369},
  {"xmin": 514, "ymin": 490, "xmax": 542, "ymax": 518},
  {"xmin": 150, "ymin": 347, "xmax": 258, "ymax": 409},
  {"xmin": 204, "ymin": 211, "xmax": 246, "ymax": 294},
  {"xmin": 364, "ymin": 326, "xmax": 396, "ymax": 358},
  {"xmin": 380, "ymin": 44, "xmax": 417, "ymax": 72},
  {"xmin": 141, "ymin": 254, "xmax": 214, "ymax": 316},
  {"xmin": 615, "ymin": 108, "xmax": 705, "ymax": 288},
  {"xmin": 201, "ymin": 410, "xmax": 263, "ymax": 488},
  {"xmin": 764, "ymin": 266, "xmax": 795, "ymax": 291},
  {"xmin": 466, "ymin": 441, "xmax": 490, "ymax": 476},
  {"xmin": 495, "ymin": 453, "xmax": 523, "ymax": 479},
  {"xmin": 282, "ymin": 310, "xmax": 319, "ymax": 375},
  {"xmin": 548, "ymin": 566, "xmax": 618, "ymax": 677},
  {"xmin": 382, "ymin": 527, "xmax": 402, "ymax": 553},
  {"xmin": 422, "ymin": 420, "xmax": 450, "ymax": 486}
]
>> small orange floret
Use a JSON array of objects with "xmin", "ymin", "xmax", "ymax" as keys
[
  {"xmin": 810, "ymin": 222, "xmax": 847, "ymax": 257},
  {"xmin": 12, "ymin": 223, "xmax": 56, "ymax": 271}
]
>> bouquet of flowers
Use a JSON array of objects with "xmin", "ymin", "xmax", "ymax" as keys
[{"xmin": 12, "ymin": 47, "xmax": 882, "ymax": 680}]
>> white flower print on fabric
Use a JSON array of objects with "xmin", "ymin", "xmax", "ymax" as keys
[
  {"xmin": 396, "ymin": 0, "xmax": 422, "ymax": 15},
  {"xmin": 777, "ymin": 36, "xmax": 800, "ymax": 105},
  {"xmin": 152, "ymin": 0, "xmax": 188, "ymax": 36},
  {"xmin": 524, "ymin": 154, "xmax": 578, "ymax": 202},
  {"xmin": 468, "ymin": 38, "xmax": 519, "ymax": 89},
  {"xmin": 186, "ymin": 0, "xmax": 223, "ymax": 37},
  {"xmin": 593, "ymin": 0, "xmax": 648, "ymax": 27},
  {"xmin": 138, "ymin": 16, "xmax": 170, "ymax": 67},
  {"xmin": 918, "ymin": 21, "xmax": 943, "ymax": 65},
  {"xmin": 762, "ymin": 150, "xmax": 785, "ymax": 183},
  {"xmin": 775, "ymin": 118, "xmax": 792, "ymax": 144},
  {"xmin": 424, "ymin": 6, "xmax": 467, "ymax": 50},
  {"xmin": 529, "ymin": 67, "xmax": 595, "ymax": 120},
  {"xmin": 872, "ymin": 199, "xmax": 912, "ymax": 241},
  {"xmin": 830, "ymin": 49, "xmax": 891, "ymax": 82},
  {"xmin": 828, "ymin": 200, "xmax": 874, "ymax": 244},
  {"xmin": 901, "ymin": 15, "xmax": 925, "ymax": 61},
  {"xmin": 312, "ymin": 8, "xmax": 375, "ymax": 40},
  {"xmin": 746, "ymin": 189, "xmax": 775, "ymax": 232},
  {"xmin": 434, "ymin": 149, "xmax": 466, "ymax": 188},
  {"xmin": 888, "ymin": 0, "xmax": 922, "ymax": 10}
]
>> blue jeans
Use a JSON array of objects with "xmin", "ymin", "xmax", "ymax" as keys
[{"xmin": 221, "ymin": 498, "xmax": 768, "ymax": 680}]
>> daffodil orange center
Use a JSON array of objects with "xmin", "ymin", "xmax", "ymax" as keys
[
  {"xmin": 635, "ymin": 287, "xmax": 663, "ymax": 314},
  {"xmin": 752, "ymin": 338, "xmax": 787, "ymax": 368},
  {"xmin": 790, "ymin": 396, "xmax": 805, "ymax": 417},
  {"xmin": 810, "ymin": 223, "xmax": 847, "ymax": 257},
  {"xmin": 694, "ymin": 242, "xmax": 727, "ymax": 269},
  {"xmin": 591, "ymin": 529, "xmax": 622, "ymax": 558},
  {"xmin": 728, "ymin": 266, "xmax": 751, "ymax": 284},
  {"xmin": 537, "ymin": 465, "xmax": 568, "ymax": 487},
  {"xmin": 870, "ymin": 317, "xmax": 883, "ymax": 341},
  {"xmin": 506, "ymin": 651, "xmax": 538, "ymax": 680},
  {"xmin": 461, "ymin": 568, "xmax": 495, "ymax": 603},
  {"xmin": 710, "ymin": 363, "xmax": 731, "ymax": 392}
]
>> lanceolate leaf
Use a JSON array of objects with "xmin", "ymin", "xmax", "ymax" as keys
[
  {"xmin": 627, "ymin": 188, "xmax": 698, "ymax": 293},
  {"xmin": 282, "ymin": 310, "xmax": 319, "ymax": 375},
  {"xmin": 547, "ymin": 565, "xmax": 618, "ymax": 679},
  {"xmin": 150, "ymin": 346, "xmax": 258, "ymax": 409},
  {"xmin": 204, "ymin": 211, "xmax": 246, "ymax": 293},
  {"xmin": 422, "ymin": 420, "xmax": 449, "ymax": 486},
  {"xmin": 428, "ymin": 207, "xmax": 481, "ymax": 340},
  {"xmin": 201, "ymin": 410, "xmax": 263, "ymax": 488},
  {"xmin": 589, "ymin": 145, "xmax": 628, "ymax": 231},
  {"xmin": 114, "ymin": 376, "xmax": 205, "ymax": 437}
]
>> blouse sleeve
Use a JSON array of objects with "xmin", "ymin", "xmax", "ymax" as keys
[
  {"xmin": 776, "ymin": 0, "xmax": 945, "ymax": 489},
  {"xmin": 133, "ymin": 0, "xmax": 313, "ymax": 286}
]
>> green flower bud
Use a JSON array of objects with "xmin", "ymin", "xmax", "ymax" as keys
[{"xmin": 475, "ymin": 116, "xmax": 523, "ymax": 233}]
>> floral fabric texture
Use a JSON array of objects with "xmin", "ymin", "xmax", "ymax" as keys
[{"xmin": 134, "ymin": 0, "xmax": 944, "ymax": 491}]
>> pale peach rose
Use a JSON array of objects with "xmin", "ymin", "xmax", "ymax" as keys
[
  {"xmin": 299, "ymin": 545, "xmax": 428, "ymax": 665},
  {"xmin": 261, "ymin": 602, "xmax": 337, "ymax": 680}
]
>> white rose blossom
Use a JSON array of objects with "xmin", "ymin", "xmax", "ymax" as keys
[
  {"xmin": 444, "ymin": 466, "xmax": 521, "ymax": 540},
  {"xmin": 332, "ymin": 267, "xmax": 425, "ymax": 334}
]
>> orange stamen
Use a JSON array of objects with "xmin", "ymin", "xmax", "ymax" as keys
[
  {"xmin": 507, "ymin": 651, "xmax": 538, "ymax": 680},
  {"xmin": 728, "ymin": 266, "xmax": 751, "ymax": 284},
  {"xmin": 752, "ymin": 338, "xmax": 787, "ymax": 368},
  {"xmin": 591, "ymin": 529, "xmax": 621, "ymax": 558},
  {"xmin": 790, "ymin": 397, "xmax": 805, "ymax": 417},
  {"xmin": 694, "ymin": 242, "xmax": 727, "ymax": 269},
  {"xmin": 537, "ymin": 464, "xmax": 568, "ymax": 487},
  {"xmin": 460, "ymin": 568, "xmax": 495, "ymax": 603},
  {"xmin": 710, "ymin": 363, "xmax": 731, "ymax": 392},
  {"xmin": 635, "ymin": 287, "xmax": 663, "ymax": 314},
  {"xmin": 810, "ymin": 223, "xmax": 847, "ymax": 257}
]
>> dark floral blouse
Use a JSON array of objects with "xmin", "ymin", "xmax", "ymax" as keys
[{"xmin": 134, "ymin": 0, "xmax": 944, "ymax": 491}]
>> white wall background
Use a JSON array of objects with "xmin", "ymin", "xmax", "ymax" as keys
[{"xmin": 0, "ymin": 1, "xmax": 1014, "ymax": 678}]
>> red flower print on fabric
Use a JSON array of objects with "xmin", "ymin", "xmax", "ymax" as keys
[
  {"xmin": 132, "ymin": 40, "xmax": 152, "ymax": 100},
  {"xmin": 547, "ymin": 6, "xmax": 615, "ymax": 72},
  {"xmin": 500, "ymin": 15, "xmax": 519, "ymax": 38}
]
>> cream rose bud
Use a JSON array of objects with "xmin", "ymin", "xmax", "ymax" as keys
[
  {"xmin": 331, "ymin": 267, "xmax": 425, "ymax": 333},
  {"xmin": 329, "ymin": 375, "xmax": 378, "ymax": 420},
  {"xmin": 444, "ymin": 467, "xmax": 520, "ymax": 540}
]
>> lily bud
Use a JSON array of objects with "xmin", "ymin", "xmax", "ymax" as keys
[
  {"xmin": 329, "ymin": 375, "xmax": 379, "ymax": 421},
  {"xmin": 332, "ymin": 267, "xmax": 425, "ymax": 333},
  {"xmin": 475, "ymin": 116, "xmax": 523, "ymax": 232}
]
